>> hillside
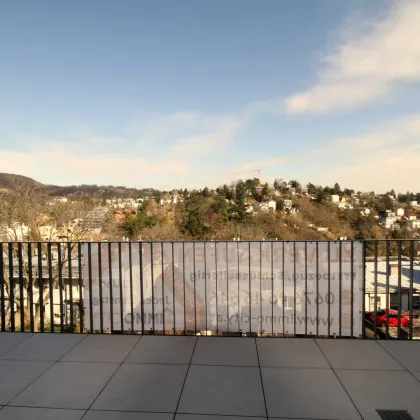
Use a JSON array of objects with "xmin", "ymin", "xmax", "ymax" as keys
[
  {"xmin": 0, "ymin": 173, "xmax": 46, "ymax": 191},
  {"xmin": 0, "ymin": 173, "xmax": 157, "ymax": 198}
]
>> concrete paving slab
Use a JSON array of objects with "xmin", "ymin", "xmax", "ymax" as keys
[
  {"xmin": 125, "ymin": 336, "xmax": 196, "ymax": 365},
  {"xmin": 0, "ymin": 333, "xmax": 33, "ymax": 356},
  {"xmin": 1, "ymin": 333, "xmax": 86, "ymax": 361},
  {"xmin": 0, "ymin": 406, "xmax": 85, "ymax": 419},
  {"xmin": 92, "ymin": 363, "xmax": 188, "ymax": 413},
  {"xmin": 257, "ymin": 338, "xmax": 330, "ymax": 368},
  {"xmin": 176, "ymin": 416, "xmax": 264, "ymax": 420},
  {"xmin": 378, "ymin": 341, "xmax": 420, "ymax": 371},
  {"xmin": 10, "ymin": 361, "xmax": 119, "ymax": 409},
  {"xmin": 84, "ymin": 411, "xmax": 173, "ymax": 420},
  {"xmin": 0, "ymin": 360, "xmax": 53, "ymax": 405},
  {"xmin": 62, "ymin": 334, "xmax": 140, "ymax": 363},
  {"xmin": 317, "ymin": 339, "xmax": 404, "ymax": 370},
  {"xmin": 337, "ymin": 369, "xmax": 420, "ymax": 420},
  {"xmin": 178, "ymin": 365, "xmax": 266, "ymax": 417},
  {"xmin": 262, "ymin": 367, "xmax": 361, "ymax": 420},
  {"xmin": 191, "ymin": 337, "xmax": 258, "ymax": 366}
]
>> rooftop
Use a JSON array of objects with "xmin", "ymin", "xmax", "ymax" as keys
[
  {"xmin": 1, "ymin": 333, "xmax": 420, "ymax": 419},
  {"xmin": 366, "ymin": 260, "xmax": 420, "ymax": 293}
]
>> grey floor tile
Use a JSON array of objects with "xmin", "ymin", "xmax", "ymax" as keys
[
  {"xmin": 192, "ymin": 337, "xmax": 258, "ymax": 366},
  {"xmin": 262, "ymin": 367, "xmax": 361, "ymax": 420},
  {"xmin": 11, "ymin": 361, "xmax": 119, "ymax": 409},
  {"xmin": 0, "ymin": 360, "xmax": 53, "ymax": 405},
  {"xmin": 378, "ymin": 341, "xmax": 420, "ymax": 371},
  {"xmin": 317, "ymin": 339, "xmax": 404, "ymax": 370},
  {"xmin": 257, "ymin": 338, "xmax": 330, "ymax": 368},
  {"xmin": 0, "ymin": 406, "xmax": 85, "ymax": 419},
  {"xmin": 125, "ymin": 336, "xmax": 196, "ymax": 364},
  {"xmin": 178, "ymin": 365, "xmax": 266, "ymax": 417},
  {"xmin": 92, "ymin": 363, "xmax": 188, "ymax": 412},
  {"xmin": 176, "ymin": 416, "xmax": 264, "ymax": 420},
  {"xmin": 62, "ymin": 334, "xmax": 140, "ymax": 363},
  {"xmin": 1, "ymin": 333, "xmax": 86, "ymax": 361},
  {"xmin": 85, "ymin": 411, "xmax": 173, "ymax": 420},
  {"xmin": 0, "ymin": 333, "xmax": 33, "ymax": 356},
  {"xmin": 412, "ymin": 371, "xmax": 420, "ymax": 382},
  {"xmin": 337, "ymin": 369, "xmax": 420, "ymax": 420}
]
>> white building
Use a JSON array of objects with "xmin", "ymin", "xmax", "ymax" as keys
[
  {"xmin": 268, "ymin": 200, "xmax": 276, "ymax": 211},
  {"xmin": 338, "ymin": 202, "xmax": 353, "ymax": 210},
  {"xmin": 0, "ymin": 223, "xmax": 30, "ymax": 241},
  {"xmin": 379, "ymin": 212, "xmax": 398, "ymax": 229},
  {"xmin": 410, "ymin": 201, "xmax": 418, "ymax": 207},
  {"xmin": 396, "ymin": 208, "xmax": 405, "ymax": 217},
  {"xmin": 284, "ymin": 199, "xmax": 293, "ymax": 210},
  {"xmin": 254, "ymin": 203, "xmax": 269, "ymax": 212},
  {"xmin": 331, "ymin": 195, "xmax": 340, "ymax": 204},
  {"xmin": 409, "ymin": 219, "xmax": 420, "ymax": 229},
  {"xmin": 365, "ymin": 260, "xmax": 420, "ymax": 312},
  {"xmin": 54, "ymin": 197, "xmax": 68, "ymax": 203}
]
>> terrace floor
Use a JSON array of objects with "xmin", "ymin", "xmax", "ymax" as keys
[{"xmin": 0, "ymin": 333, "xmax": 420, "ymax": 420}]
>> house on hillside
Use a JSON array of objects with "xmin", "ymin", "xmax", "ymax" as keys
[
  {"xmin": 284, "ymin": 199, "xmax": 293, "ymax": 211},
  {"xmin": 396, "ymin": 208, "xmax": 405, "ymax": 218},
  {"xmin": 267, "ymin": 200, "xmax": 276, "ymax": 211},
  {"xmin": 0, "ymin": 222, "xmax": 30, "ymax": 241},
  {"xmin": 409, "ymin": 200, "xmax": 418, "ymax": 207},
  {"xmin": 331, "ymin": 195, "xmax": 340, "ymax": 204},
  {"xmin": 253, "ymin": 202, "xmax": 269, "ymax": 212},
  {"xmin": 54, "ymin": 197, "xmax": 68, "ymax": 203},
  {"xmin": 378, "ymin": 211, "xmax": 399, "ymax": 229},
  {"xmin": 409, "ymin": 219, "xmax": 420, "ymax": 229},
  {"xmin": 338, "ymin": 201, "xmax": 353, "ymax": 210},
  {"xmin": 360, "ymin": 208, "xmax": 371, "ymax": 216}
]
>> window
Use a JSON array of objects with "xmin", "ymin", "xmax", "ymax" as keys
[{"xmin": 370, "ymin": 296, "xmax": 381, "ymax": 311}]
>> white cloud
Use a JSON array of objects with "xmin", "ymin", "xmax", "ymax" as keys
[
  {"xmin": 233, "ymin": 113, "xmax": 420, "ymax": 192},
  {"xmin": 285, "ymin": 0, "xmax": 420, "ymax": 114},
  {"xmin": 1, "ymin": 112, "xmax": 243, "ymax": 190},
  {"xmin": 307, "ymin": 113, "xmax": 420, "ymax": 192},
  {"xmin": 168, "ymin": 116, "xmax": 242, "ymax": 157}
]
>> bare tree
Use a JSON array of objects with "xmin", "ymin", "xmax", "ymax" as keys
[{"xmin": 0, "ymin": 181, "xmax": 98, "ymax": 331}]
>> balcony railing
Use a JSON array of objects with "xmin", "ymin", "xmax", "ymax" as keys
[{"xmin": 0, "ymin": 240, "xmax": 418, "ymax": 339}]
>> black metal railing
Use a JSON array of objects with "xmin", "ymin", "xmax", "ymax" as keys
[{"xmin": 0, "ymin": 240, "xmax": 418, "ymax": 339}]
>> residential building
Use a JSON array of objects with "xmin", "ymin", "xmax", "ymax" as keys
[
  {"xmin": 409, "ymin": 219, "xmax": 420, "ymax": 229},
  {"xmin": 396, "ymin": 208, "xmax": 405, "ymax": 217},
  {"xmin": 284, "ymin": 199, "xmax": 293, "ymax": 210},
  {"xmin": 379, "ymin": 211, "xmax": 398, "ymax": 229},
  {"xmin": 253, "ymin": 202, "xmax": 270, "ymax": 212},
  {"xmin": 365, "ymin": 259, "xmax": 420, "ymax": 311},
  {"xmin": 338, "ymin": 202, "xmax": 354, "ymax": 210},
  {"xmin": 410, "ymin": 200, "xmax": 418, "ymax": 207},
  {"xmin": 0, "ymin": 223, "xmax": 29, "ymax": 241},
  {"xmin": 331, "ymin": 195, "xmax": 340, "ymax": 204},
  {"xmin": 54, "ymin": 197, "xmax": 68, "ymax": 203},
  {"xmin": 360, "ymin": 208, "xmax": 371, "ymax": 216},
  {"xmin": 267, "ymin": 200, "xmax": 276, "ymax": 211}
]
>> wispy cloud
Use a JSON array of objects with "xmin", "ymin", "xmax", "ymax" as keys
[
  {"xmin": 284, "ymin": 0, "xmax": 420, "ymax": 114},
  {"xmin": 234, "ymin": 113, "xmax": 420, "ymax": 192},
  {"xmin": 306, "ymin": 113, "xmax": 420, "ymax": 192},
  {"xmin": 1, "ymin": 112, "xmax": 243, "ymax": 189}
]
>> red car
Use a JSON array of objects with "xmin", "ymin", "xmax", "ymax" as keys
[{"xmin": 369, "ymin": 309, "xmax": 410, "ymax": 327}]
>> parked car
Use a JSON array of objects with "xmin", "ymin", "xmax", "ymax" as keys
[{"xmin": 369, "ymin": 309, "xmax": 410, "ymax": 327}]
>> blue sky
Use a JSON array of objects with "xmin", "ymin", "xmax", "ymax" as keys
[{"xmin": 1, "ymin": 0, "xmax": 419, "ymax": 192}]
